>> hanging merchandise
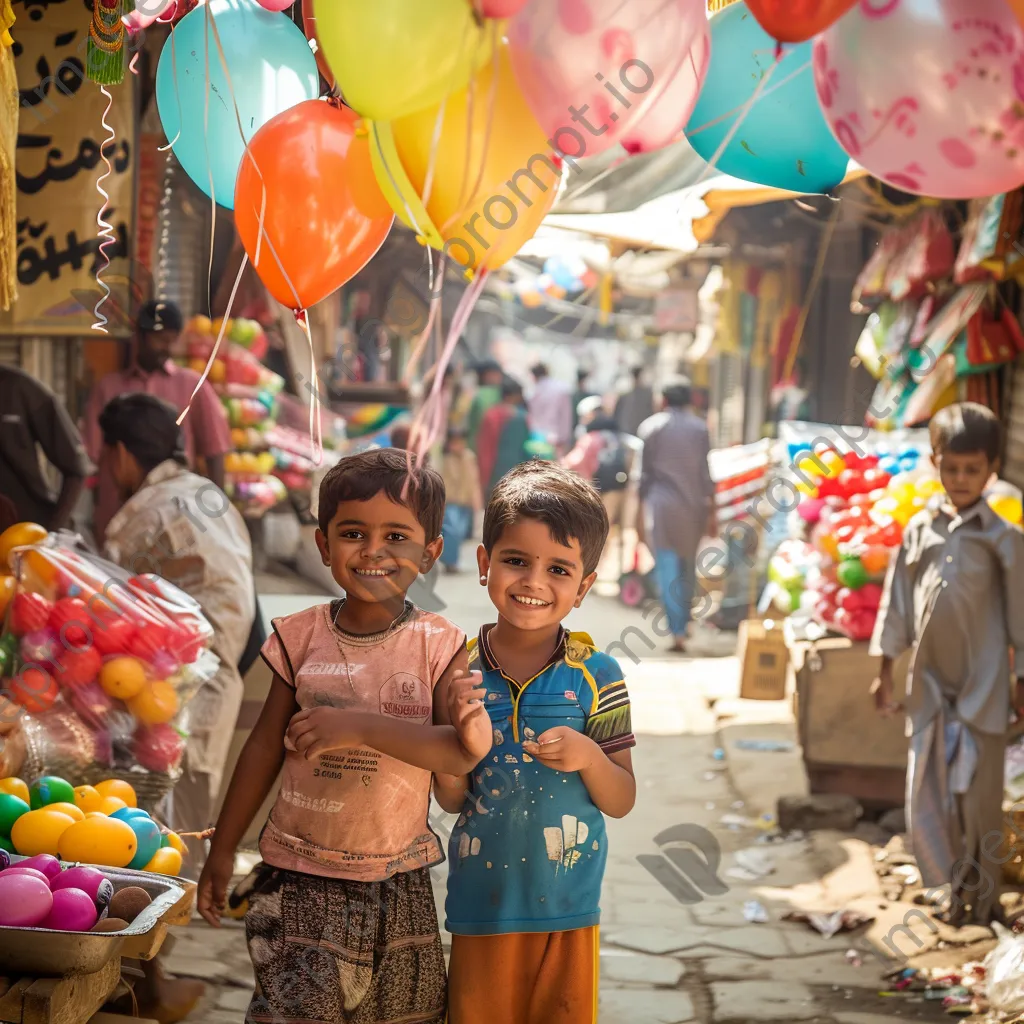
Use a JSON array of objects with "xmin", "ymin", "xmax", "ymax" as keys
[
  {"xmin": 954, "ymin": 193, "xmax": 1024, "ymax": 285},
  {"xmin": 88, "ymin": 0, "xmax": 130, "ymax": 84},
  {"xmin": 685, "ymin": 1, "xmax": 849, "ymax": 193},
  {"xmin": 851, "ymin": 227, "xmax": 905, "ymax": 312},
  {"xmin": 902, "ymin": 353, "xmax": 957, "ymax": 426},
  {"xmin": 155, "ymin": 0, "xmax": 320, "ymax": 208},
  {"xmin": 813, "ymin": 0, "xmax": 1024, "ymax": 198},
  {"xmin": 885, "ymin": 209, "xmax": 955, "ymax": 303},
  {"xmin": 965, "ymin": 306, "xmax": 1024, "ymax": 368}
]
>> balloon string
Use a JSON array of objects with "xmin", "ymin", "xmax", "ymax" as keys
[
  {"xmin": 204, "ymin": 4, "xmax": 306, "ymax": 312},
  {"xmin": 420, "ymin": 97, "xmax": 447, "ymax": 213},
  {"xmin": 177, "ymin": 253, "xmax": 248, "ymax": 426},
  {"xmin": 687, "ymin": 59, "xmax": 809, "ymax": 139},
  {"xmin": 157, "ymin": 24, "xmax": 182, "ymax": 151},
  {"xmin": 407, "ymin": 269, "xmax": 488, "ymax": 469},
  {"xmin": 441, "ymin": 19, "xmax": 500, "ymax": 238},
  {"xmin": 203, "ymin": 1, "xmax": 216, "ymax": 316},
  {"xmin": 91, "ymin": 85, "xmax": 117, "ymax": 335},
  {"xmin": 295, "ymin": 309, "xmax": 324, "ymax": 465},
  {"xmin": 371, "ymin": 127, "xmax": 433, "ymax": 243},
  {"xmin": 402, "ymin": 252, "xmax": 446, "ymax": 386}
]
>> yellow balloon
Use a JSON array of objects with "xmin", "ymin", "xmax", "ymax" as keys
[
  {"xmin": 795, "ymin": 480, "xmax": 819, "ymax": 498},
  {"xmin": 796, "ymin": 457, "xmax": 824, "ymax": 480},
  {"xmin": 820, "ymin": 450, "xmax": 845, "ymax": 479},
  {"xmin": 371, "ymin": 46, "xmax": 561, "ymax": 275},
  {"xmin": 317, "ymin": 0, "xmax": 493, "ymax": 123}
]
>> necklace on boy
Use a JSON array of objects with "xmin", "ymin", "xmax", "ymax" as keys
[{"xmin": 331, "ymin": 598, "xmax": 411, "ymax": 647}]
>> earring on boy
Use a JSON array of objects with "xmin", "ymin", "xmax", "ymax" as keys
[{"xmin": 479, "ymin": 574, "xmax": 488, "ymax": 585}]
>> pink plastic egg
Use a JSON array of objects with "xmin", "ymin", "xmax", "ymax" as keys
[
  {"xmin": 19, "ymin": 854, "xmax": 62, "ymax": 881},
  {"xmin": 41, "ymin": 888, "xmax": 98, "ymax": 931},
  {"xmin": 51, "ymin": 866, "xmax": 113, "ymax": 910},
  {"xmin": 0, "ymin": 874, "xmax": 53, "ymax": 927},
  {"xmin": 3, "ymin": 867, "xmax": 52, "ymax": 886}
]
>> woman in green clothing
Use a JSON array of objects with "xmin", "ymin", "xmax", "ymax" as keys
[{"xmin": 466, "ymin": 360, "xmax": 504, "ymax": 452}]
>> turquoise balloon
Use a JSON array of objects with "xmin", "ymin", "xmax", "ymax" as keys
[
  {"xmin": 685, "ymin": 2, "xmax": 848, "ymax": 193},
  {"xmin": 110, "ymin": 807, "xmax": 151, "ymax": 823},
  {"xmin": 125, "ymin": 815, "xmax": 163, "ymax": 872},
  {"xmin": 155, "ymin": 0, "xmax": 319, "ymax": 210}
]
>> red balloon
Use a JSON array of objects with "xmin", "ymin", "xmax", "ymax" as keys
[
  {"xmin": 9, "ymin": 666, "xmax": 59, "ymax": 713},
  {"xmin": 475, "ymin": 0, "xmax": 529, "ymax": 16},
  {"xmin": 56, "ymin": 647, "xmax": 102, "ymax": 689},
  {"xmin": 745, "ymin": 0, "xmax": 857, "ymax": 44},
  {"xmin": 234, "ymin": 100, "xmax": 393, "ymax": 311},
  {"xmin": 301, "ymin": 0, "xmax": 335, "ymax": 92},
  {"xmin": 10, "ymin": 593, "xmax": 53, "ymax": 637},
  {"xmin": 49, "ymin": 598, "xmax": 92, "ymax": 649}
]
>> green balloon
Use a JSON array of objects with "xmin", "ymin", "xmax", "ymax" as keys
[
  {"xmin": 836, "ymin": 558, "xmax": 868, "ymax": 591},
  {"xmin": 29, "ymin": 776, "xmax": 75, "ymax": 810},
  {"xmin": 0, "ymin": 793, "xmax": 29, "ymax": 837},
  {"xmin": 0, "ymin": 835, "xmax": 13, "ymax": 854}
]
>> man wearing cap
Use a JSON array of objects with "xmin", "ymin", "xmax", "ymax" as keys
[{"xmin": 83, "ymin": 300, "xmax": 231, "ymax": 541}]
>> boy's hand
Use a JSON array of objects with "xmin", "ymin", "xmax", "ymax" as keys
[
  {"xmin": 523, "ymin": 727, "xmax": 599, "ymax": 773},
  {"xmin": 286, "ymin": 707, "xmax": 363, "ymax": 759},
  {"xmin": 1014, "ymin": 679, "xmax": 1024, "ymax": 718},
  {"xmin": 870, "ymin": 673, "xmax": 902, "ymax": 717},
  {"xmin": 448, "ymin": 670, "xmax": 490, "ymax": 761},
  {"xmin": 197, "ymin": 850, "xmax": 233, "ymax": 928}
]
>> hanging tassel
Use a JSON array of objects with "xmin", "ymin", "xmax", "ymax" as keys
[{"xmin": 88, "ymin": 0, "xmax": 129, "ymax": 85}]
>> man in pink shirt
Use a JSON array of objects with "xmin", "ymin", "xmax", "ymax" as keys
[{"xmin": 84, "ymin": 300, "xmax": 231, "ymax": 541}]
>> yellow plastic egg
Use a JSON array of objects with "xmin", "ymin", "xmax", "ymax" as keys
[
  {"xmin": 0, "ymin": 778, "xmax": 30, "ymax": 804},
  {"xmin": 73, "ymin": 785, "xmax": 104, "ymax": 814},
  {"xmin": 95, "ymin": 780, "xmax": 138, "ymax": 808},
  {"xmin": 144, "ymin": 847, "xmax": 183, "ymax": 876},
  {"xmin": 11, "ymin": 809, "xmax": 76, "ymax": 856},
  {"xmin": 96, "ymin": 796, "xmax": 128, "ymax": 816},
  {"xmin": 99, "ymin": 657, "xmax": 148, "ymax": 701},
  {"xmin": 163, "ymin": 831, "xmax": 185, "ymax": 854},
  {"xmin": 57, "ymin": 816, "xmax": 138, "ymax": 868},
  {"xmin": 46, "ymin": 802, "xmax": 85, "ymax": 822}
]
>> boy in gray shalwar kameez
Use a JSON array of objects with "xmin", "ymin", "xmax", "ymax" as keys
[{"xmin": 871, "ymin": 403, "xmax": 1024, "ymax": 925}]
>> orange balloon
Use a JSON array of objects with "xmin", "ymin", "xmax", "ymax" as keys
[
  {"xmin": 381, "ymin": 45, "xmax": 561, "ymax": 274},
  {"xmin": 745, "ymin": 0, "xmax": 857, "ymax": 43},
  {"xmin": 0, "ymin": 575, "xmax": 14, "ymax": 620},
  {"xmin": 301, "ymin": 0, "xmax": 335, "ymax": 93},
  {"xmin": 234, "ymin": 100, "xmax": 394, "ymax": 311}
]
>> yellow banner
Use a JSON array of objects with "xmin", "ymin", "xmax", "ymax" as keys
[
  {"xmin": 0, "ymin": 0, "xmax": 135, "ymax": 335},
  {"xmin": 707, "ymin": 0, "xmax": 740, "ymax": 11}
]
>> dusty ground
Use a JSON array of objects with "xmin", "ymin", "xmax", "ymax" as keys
[{"xmin": 164, "ymin": 556, "xmax": 999, "ymax": 1023}]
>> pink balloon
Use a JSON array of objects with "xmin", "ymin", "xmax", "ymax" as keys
[
  {"xmin": 621, "ymin": 26, "xmax": 710, "ymax": 155},
  {"xmin": 476, "ymin": 0, "xmax": 529, "ymax": 16},
  {"xmin": 813, "ymin": 0, "xmax": 1024, "ymax": 199},
  {"xmin": 508, "ymin": 0, "xmax": 709, "ymax": 160},
  {"xmin": 255, "ymin": 0, "xmax": 294, "ymax": 8}
]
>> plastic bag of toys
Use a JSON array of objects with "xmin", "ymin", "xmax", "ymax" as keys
[{"xmin": 0, "ymin": 524, "xmax": 219, "ymax": 805}]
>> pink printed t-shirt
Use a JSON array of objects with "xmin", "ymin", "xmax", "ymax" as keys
[{"xmin": 260, "ymin": 603, "xmax": 465, "ymax": 882}]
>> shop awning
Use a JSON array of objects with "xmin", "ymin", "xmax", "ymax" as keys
[{"xmin": 542, "ymin": 165, "xmax": 870, "ymax": 252}]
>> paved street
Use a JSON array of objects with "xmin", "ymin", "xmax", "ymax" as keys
[{"xmin": 167, "ymin": 565, "xmax": 960, "ymax": 1024}]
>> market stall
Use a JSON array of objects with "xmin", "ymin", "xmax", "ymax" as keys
[{"xmin": 0, "ymin": 522, "xmax": 204, "ymax": 1021}]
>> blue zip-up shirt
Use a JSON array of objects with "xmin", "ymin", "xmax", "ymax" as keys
[{"xmin": 445, "ymin": 628, "xmax": 634, "ymax": 936}]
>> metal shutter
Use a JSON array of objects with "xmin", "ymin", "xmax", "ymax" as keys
[
  {"xmin": 154, "ymin": 153, "xmax": 211, "ymax": 314},
  {"xmin": 1004, "ymin": 356, "xmax": 1024, "ymax": 491},
  {"xmin": 0, "ymin": 338, "xmax": 19, "ymax": 366}
]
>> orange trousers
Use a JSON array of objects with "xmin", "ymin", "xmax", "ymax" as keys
[{"xmin": 447, "ymin": 927, "xmax": 599, "ymax": 1024}]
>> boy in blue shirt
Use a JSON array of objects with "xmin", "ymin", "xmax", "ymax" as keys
[{"xmin": 435, "ymin": 461, "xmax": 637, "ymax": 1024}]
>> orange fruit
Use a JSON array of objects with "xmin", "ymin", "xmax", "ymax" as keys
[
  {"xmin": 99, "ymin": 657, "xmax": 147, "ymax": 701},
  {"xmin": 128, "ymin": 680, "xmax": 180, "ymax": 726},
  {"xmin": 0, "ymin": 523, "xmax": 47, "ymax": 571},
  {"xmin": 96, "ymin": 796, "xmax": 128, "ymax": 816},
  {"xmin": 95, "ymin": 779, "xmax": 137, "ymax": 809}
]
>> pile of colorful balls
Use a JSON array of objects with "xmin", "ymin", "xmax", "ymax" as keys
[{"xmin": 767, "ymin": 444, "xmax": 1023, "ymax": 641}]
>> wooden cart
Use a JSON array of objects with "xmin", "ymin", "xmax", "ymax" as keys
[{"xmin": 0, "ymin": 874, "xmax": 195, "ymax": 1024}]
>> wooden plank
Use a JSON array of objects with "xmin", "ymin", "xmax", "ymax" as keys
[
  {"xmin": 0, "ymin": 978, "xmax": 33, "ymax": 1023},
  {"xmin": 20, "ymin": 960, "xmax": 120, "ymax": 1024},
  {"xmin": 88, "ymin": 1014, "xmax": 159, "ymax": 1024}
]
